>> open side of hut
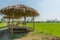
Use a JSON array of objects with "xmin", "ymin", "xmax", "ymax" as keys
[{"xmin": 0, "ymin": 4, "xmax": 39, "ymax": 33}]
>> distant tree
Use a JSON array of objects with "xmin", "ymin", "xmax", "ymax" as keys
[
  {"xmin": 0, "ymin": 21, "xmax": 1, "ymax": 23},
  {"xmin": 1, "ymin": 18, "xmax": 4, "ymax": 23}
]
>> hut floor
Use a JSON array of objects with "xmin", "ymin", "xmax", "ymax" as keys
[{"xmin": 11, "ymin": 26, "xmax": 33, "ymax": 33}]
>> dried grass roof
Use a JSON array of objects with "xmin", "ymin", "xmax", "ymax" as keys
[{"xmin": 0, "ymin": 4, "xmax": 39, "ymax": 19}]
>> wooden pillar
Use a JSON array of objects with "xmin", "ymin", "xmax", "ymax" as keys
[
  {"xmin": 8, "ymin": 18, "xmax": 10, "ymax": 27},
  {"xmin": 11, "ymin": 13, "xmax": 14, "ymax": 33},
  {"xmin": 24, "ymin": 16, "xmax": 26, "ymax": 27},
  {"xmin": 23, "ymin": 8, "xmax": 26, "ymax": 27},
  {"xmin": 32, "ymin": 12, "xmax": 35, "ymax": 31},
  {"xmin": 32, "ymin": 16, "xmax": 35, "ymax": 31}
]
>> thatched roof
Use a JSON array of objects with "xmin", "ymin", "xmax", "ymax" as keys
[
  {"xmin": 3, "ymin": 15, "xmax": 22, "ymax": 19},
  {"xmin": 0, "ymin": 4, "xmax": 39, "ymax": 19}
]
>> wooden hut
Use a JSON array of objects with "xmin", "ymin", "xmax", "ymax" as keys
[{"xmin": 0, "ymin": 4, "xmax": 39, "ymax": 33}]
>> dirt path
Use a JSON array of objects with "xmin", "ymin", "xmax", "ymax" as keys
[
  {"xmin": 14, "ymin": 32, "xmax": 60, "ymax": 40},
  {"xmin": 14, "ymin": 33, "xmax": 46, "ymax": 40}
]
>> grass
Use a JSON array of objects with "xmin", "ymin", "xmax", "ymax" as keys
[
  {"xmin": 26, "ymin": 23, "xmax": 60, "ymax": 37},
  {"xmin": 0, "ymin": 22, "xmax": 60, "ymax": 37},
  {"xmin": 0, "ymin": 23, "xmax": 7, "ymax": 28}
]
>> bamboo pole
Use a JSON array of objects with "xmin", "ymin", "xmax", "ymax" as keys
[
  {"xmin": 8, "ymin": 18, "xmax": 10, "ymax": 28},
  {"xmin": 8, "ymin": 14, "xmax": 10, "ymax": 27},
  {"xmin": 32, "ymin": 13, "xmax": 35, "ymax": 31},
  {"xmin": 11, "ymin": 13, "xmax": 14, "ymax": 33},
  {"xmin": 24, "ymin": 16, "xmax": 26, "ymax": 27},
  {"xmin": 24, "ymin": 8, "xmax": 26, "ymax": 27}
]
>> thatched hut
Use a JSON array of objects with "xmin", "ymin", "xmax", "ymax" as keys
[{"xmin": 0, "ymin": 4, "xmax": 39, "ymax": 33}]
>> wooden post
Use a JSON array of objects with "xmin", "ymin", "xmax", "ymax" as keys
[
  {"xmin": 32, "ymin": 16, "xmax": 35, "ymax": 31},
  {"xmin": 11, "ymin": 13, "xmax": 14, "ymax": 33},
  {"xmin": 32, "ymin": 12, "xmax": 35, "ymax": 31},
  {"xmin": 23, "ymin": 8, "xmax": 26, "ymax": 27},
  {"xmin": 24, "ymin": 16, "xmax": 26, "ymax": 27},
  {"xmin": 8, "ymin": 18, "xmax": 10, "ymax": 27}
]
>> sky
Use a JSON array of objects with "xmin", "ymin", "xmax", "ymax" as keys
[{"xmin": 0, "ymin": 0, "xmax": 60, "ymax": 21}]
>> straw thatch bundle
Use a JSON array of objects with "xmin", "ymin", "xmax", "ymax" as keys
[
  {"xmin": 3, "ymin": 15, "xmax": 22, "ymax": 19},
  {"xmin": 0, "ymin": 4, "xmax": 39, "ymax": 18}
]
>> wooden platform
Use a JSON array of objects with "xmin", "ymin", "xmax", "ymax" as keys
[{"xmin": 11, "ymin": 26, "xmax": 33, "ymax": 33}]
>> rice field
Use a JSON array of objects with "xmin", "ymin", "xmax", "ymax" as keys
[
  {"xmin": 34, "ymin": 23, "xmax": 60, "ymax": 37},
  {"xmin": 0, "ymin": 23, "xmax": 60, "ymax": 37}
]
